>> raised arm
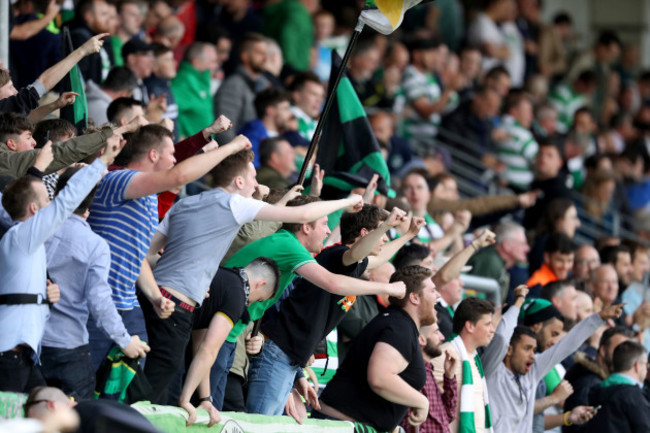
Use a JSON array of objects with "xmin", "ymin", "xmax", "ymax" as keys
[
  {"xmin": 254, "ymin": 194, "xmax": 363, "ymax": 224},
  {"xmin": 38, "ymin": 33, "xmax": 110, "ymax": 91},
  {"xmin": 124, "ymin": 135, "xmax": 251, "ymax": 200},
  {"xmin": 343, "ymin": 207, "xmax": 406, "ymax": 266},
  {"xmin": 433, "ymin": 229, "xmax": 495, "ymax": 289},
  {"xmin": 296, "ymin": 262, "xmax": 405, "ymax": 298},
  {"xmin": 533, "ymin": 307, "xmax": 621, "ymax": 382},
  {"xmin": 367, "ymin": 216, "xmax": 425, "ymax": 270},
  {"xmin": 428, "ymin": 210, "xmax": 471, "ymax": 256},
  {"xmin": 481, "ymin": 285, "xmax": 528, "ymax": 376},
  {"xmin": 10, "ymin": 0, "xmax": 60, "ymax": 40}
]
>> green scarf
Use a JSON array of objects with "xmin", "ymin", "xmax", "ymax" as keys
[
  {"xmin": 601, "ymin": 373, "xmax": 637, "ymax": 388},
  {"xmin": 451, "ymin": 335, "xmax": 493, "ymax": 433}
]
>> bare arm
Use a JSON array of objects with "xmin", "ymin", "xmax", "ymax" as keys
[
  {"xmin": 367, "ymin": 216, "xmax": 425, "ymax": 270},
  {"xmin": 342, "ymin": 208, "xmax": 406, "ymax": 266},
  {"xmin": 433, "ymin": 229, "xmax": 495, "ymax": 289},
  {"xmin": 428, "ymin": 210, "xmax": 471, "ymax": 256},
  {"xmin": 38, "ymin": 33, "xmax": 109, "ymax": 91},
  {"xmin": 146, "ymin": 231, "xmax": 168, "ymax": 269},
  {"xmin": 10, "ymin": 0, "xmax": 60, "ymax": 40},
  {"xmin": 28, "ymin": 91, "xmax": 78, "ymax": 123},
  {"xmin": 367, "ymin": 342, "xmax": 429, "ymax": 426},
  {"xmin": 124, "ymin": 134, "xmax": 251, "ymax": 200},
  {"xmin": 254, "ymin": 194, "xmax": 363, "ymax": 224},
  {"xmin": 411, "ymin": 91, "xmax": 454, "ymax": 119},
  {"xmin": 179, "ymin": 315, "xmax": 233, "ymax": 426},
  {"xmin": 136, "ymin": 259, "xmax": 174, "ymax": 318},
  {"xmin": 296, "ymin": 262, "xmax": 405, "ymax": 298}
]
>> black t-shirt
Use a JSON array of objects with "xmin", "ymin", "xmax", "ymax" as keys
[
  {"xmin": 193, "ymin": 267, "xmax": 249, "ymax": 329},
  {"xmin": 319, "ymin": 306, "xmax": 426, "ymax": 432},
  {"xmin": 262, "ymin": 244, "xmax": 367, "ymax": 367}
]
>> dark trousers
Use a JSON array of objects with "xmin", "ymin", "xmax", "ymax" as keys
[
  {"xmin": 0, "ymin": 348, "xmax": 45, "ymax": 393},
  {"xmin": 40, "ymin": 345, "xmax": 95, "ymax": 400},
  {"xmin": 141, "ymin": 296, "xmax": 193, "ymax": 405},
  {"xmin": 223, "ymin": 373, "xmax": 246, "ymax": 412}
]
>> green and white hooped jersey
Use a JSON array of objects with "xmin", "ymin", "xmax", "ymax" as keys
[
  {"xmin": 497, "ymin": 115, "xmax": 539, "ymax": 191},
  {"xmin": 291, "ymin": 106, "xmax": 317, "ymax": 142},
  {"xmin": 549, "ymin": 84, "xmax": 587, "ymax": 134},
  {"xmin": 398, "ymin": 65, "xmax": 442, "ymax": 151}
]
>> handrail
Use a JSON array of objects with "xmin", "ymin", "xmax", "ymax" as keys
[{"xmin": 433, "ymin": 124, "xmax": 639, "ymax": 243}]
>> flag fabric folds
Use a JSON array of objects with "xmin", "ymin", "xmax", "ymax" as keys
[
  {"xmin": 315, "ymin": 50, "xmax": 391, "ymax": 219},
  {"xmin": 359, "ymin": 0, "xmax": 434, "ymax": 35},
  {"xmin": 60, "ymin": 27, "xmax": 88, "ymax": 134}
]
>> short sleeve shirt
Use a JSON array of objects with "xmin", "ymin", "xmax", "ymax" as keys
[
  {"xmin": 153, "ymin": 188, "xmax": 264, "ymax": 305},
  {"xmin": 193, "ymin": 267, "xmax": 249, "ymax": 329},
  {"xmin": 224, "ymin": 229, "xmax": 316, "ymax": 342},
  {"xmin": 262, "ymin": 244, "xmax": 368, "ymax": 366},
  {"xmin": 87, "ymin": 169, "xmax": 158, "ymax": 310},
  {"xmin": 319, "ymin": 307, "xmax": 426, "ymax": 432}
]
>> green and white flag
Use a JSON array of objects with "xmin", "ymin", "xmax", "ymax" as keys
[{"xmin": 359, "ymin": 0, "xmax": 434, "ymax": 35}]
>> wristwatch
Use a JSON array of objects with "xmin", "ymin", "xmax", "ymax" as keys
[{"xmin": 198, "ymin": 396, "xmax": 213, "ymax": 403}]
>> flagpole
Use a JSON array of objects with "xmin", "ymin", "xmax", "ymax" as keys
[{"xmin": 296, "ymin": 19, "xmax": 365, "ymax": 186}]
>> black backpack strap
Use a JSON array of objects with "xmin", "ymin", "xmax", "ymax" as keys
[{"xmin": 0, "ymin": 293, "xmax": 49, "ymax": 305}]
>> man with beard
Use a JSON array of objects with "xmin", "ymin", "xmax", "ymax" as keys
[
  {"xmin": 399, "ymin": 321, "xmax": 458, "ymax": 433},
  {"xmin": 213, "ymin": 33, "xmax": 270, "ymax": 142},
  {"xmin": 315, "ymin": 266, "xmax": 438, "ymax": 432},
  {"xmin": 487, "ymin": 299, "xmax": 623, "ymax": 433}
]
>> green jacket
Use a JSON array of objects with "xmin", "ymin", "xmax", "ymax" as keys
[
  {"xmin": 0, "ymin": 126, "xmax": 113, "ymax": 178},
  {"xmin": 171, "ymin": 61, "xmax": 214, "ymax": 140},
  {"xmin": 263, "ymin": 0, "xmax": 313, "ymax": 72}
]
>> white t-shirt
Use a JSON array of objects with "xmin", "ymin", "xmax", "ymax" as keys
[{"xmin": 468, "ymin": 13, "xmax": 505, "ymax": 73}]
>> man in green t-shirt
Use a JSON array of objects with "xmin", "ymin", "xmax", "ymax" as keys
[{"xmin": 208, "ymin": 196, "xmax": 407, "ymax": 410}]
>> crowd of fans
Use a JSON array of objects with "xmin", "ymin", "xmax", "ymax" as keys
[{"xmin": 3, "ymin": 0, "xmax": 650, "ymax": 433}]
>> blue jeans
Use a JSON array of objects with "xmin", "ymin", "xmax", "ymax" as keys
[
  {"xmin": 87, "ymin": 307, "xmax": 148, "ymax": 371},
  {"xmin": 40, "ymin": 345, "xmax": 95, "ymax": 400},
  {"xmin": 209, "ymin": 340, "xmax": 237, "ymax": 410},
  {"xmin": 246, "ymin": 340, "xmax": 301, "ymax": 415}
]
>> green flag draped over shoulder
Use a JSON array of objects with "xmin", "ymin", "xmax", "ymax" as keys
[
  {"xmin": 60, "ymin": 27, "xmax": 88, "ymax": 134},
  {"xmin": 315, "ymin": 51, "xmax": 391, "ymax": 227},
  {"xmin": 359, "ymin": 0, "xmax": 434, "ymax": 34}
]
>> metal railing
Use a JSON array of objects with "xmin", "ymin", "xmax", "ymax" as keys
[
  {"xmin": 460, "ymin": 274, "xmax": 502, "ymax": 305},
  {"xmin": 434, "ymin": 126, "xmax": 638, "ymax": 244}
]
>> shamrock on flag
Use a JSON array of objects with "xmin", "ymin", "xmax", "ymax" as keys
[{"xmin": 359, "ymin": 0, "xmax": 434, "ymax": 35}]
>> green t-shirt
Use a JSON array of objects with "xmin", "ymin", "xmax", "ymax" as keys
[{"xmin": 224, "ymin": 229, "xmax": 316, "ymax": 342}]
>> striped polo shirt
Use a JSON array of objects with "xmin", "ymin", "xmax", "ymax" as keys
[
  {"xmin": 87, "ymin": 169, "xmax": 158, "ymax": 310},
  {"xmin": 498, "ymin": 115, "xmax": 539, "ymax": 191}
]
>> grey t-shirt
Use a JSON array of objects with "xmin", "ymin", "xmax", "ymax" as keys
[{"xmin": 153, "ymin": 188, "xmax": 264, "ymax": 304}]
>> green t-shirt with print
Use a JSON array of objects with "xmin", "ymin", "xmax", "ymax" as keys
[{"xmin": 224, "ymin": 229, "xmax": 316, "ymax": 342}]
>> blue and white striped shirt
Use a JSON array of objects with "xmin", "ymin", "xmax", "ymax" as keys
[{"xmin": 87, "ymin": 169, "xmax": 158, "ymax": 310}]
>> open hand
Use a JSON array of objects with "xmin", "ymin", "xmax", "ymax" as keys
[
  {"xmin": 362, "ymin": 174, "xmax": 379, "ymax": 204},
  {"xmin": 309, "ymin": 164, "xmax": 325, "ymax": 197}
]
